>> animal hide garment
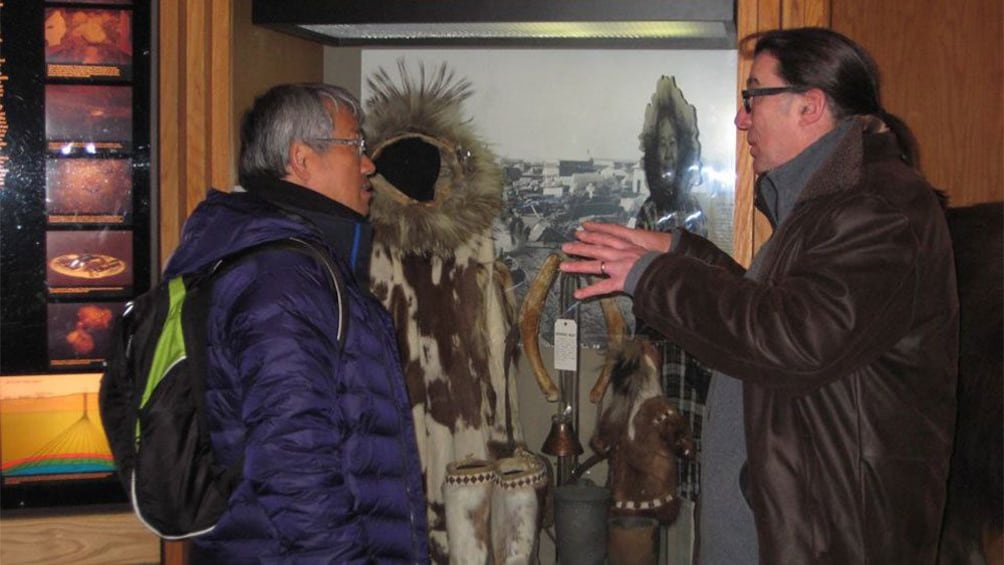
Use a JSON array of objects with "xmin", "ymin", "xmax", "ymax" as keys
[
  {"xmin": 443, "ymin": 458, "xmax": 495, "ymax": 563},
  {"xmin": 371, "ymin": 236, "xmax": 523, "ymax": 561},
  {"xmin": 366, "ymin": 62, "xmax": 525, "ymax": 563},
  {"xmin": 592, "ymin": 339, "xmax": 695, "ymax": 525}
]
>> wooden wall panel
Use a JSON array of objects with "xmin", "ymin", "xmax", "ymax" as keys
[
  {"xmin": 781, "ymin": 0, "xmax": 831, "ymax": 29},
  {"xmin": 158, "ymin": 0, "xmax": 321, "ymax": 267},
  {"xmin": 832, "ymin": 0, "xmax": 1003, "ymax": 206},
  {"xmin": 231, "ymin": 0, "xmax": 323, "ymax": 170},
  {"xmin": 211, "ymin": 0, "xmax": 235, "ymax": 189},
  {"xmin": 736, "ymin": 0, "xmax": 1002, "ymax": 262},
  {"xmin": 158, "ymin": 1, "xmax": 182, "ymax": 268},
  {"xmin": 182, "ymin": 1, "xmax": 208, "ymax": 220},
  {"xmin": 158, "ymin": 0, "xmax": 233, "ymax": 268}
]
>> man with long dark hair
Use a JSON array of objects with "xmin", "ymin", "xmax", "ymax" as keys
[{"xmin": 561, "ymin": 28, "xmax": 957, "ymax": 564}]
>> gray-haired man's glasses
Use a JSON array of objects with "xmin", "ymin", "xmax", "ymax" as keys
[
  {"xmin": 310, "ymin": 137, "xmax": 367, "ymax": 157},
  {"xmin": 741, "ymin": 86, "xmax": 807, "ymax": 113}
]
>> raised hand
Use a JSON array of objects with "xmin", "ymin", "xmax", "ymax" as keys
[{"xmin": 559, "ymin": 222, "xmax": 671, "ymax": 300}]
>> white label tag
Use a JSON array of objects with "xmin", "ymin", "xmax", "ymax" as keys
[{"xmin": 554, "ymin": 319, "xmax": 578, "ymax": 371}]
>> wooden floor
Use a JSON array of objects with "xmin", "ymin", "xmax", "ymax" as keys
[{"xmin": 1, "ymin": 507, "xmax": 160, "ymax": 565}]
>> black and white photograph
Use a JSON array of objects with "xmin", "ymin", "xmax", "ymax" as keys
[{"xmin": 362, "ymin": 49, "xmax": 737, "ymax": 346}]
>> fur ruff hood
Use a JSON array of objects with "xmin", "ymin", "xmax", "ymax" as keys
[{"xmin": 364, "ymin": 62, "xmax": 503, "ymax": 257}]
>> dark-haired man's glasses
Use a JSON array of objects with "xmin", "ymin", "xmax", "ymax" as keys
[
  {"xmin": 741, "ymin": 86, "xmax": 806, "ymax": 113},
  {"xmin": 312, "ymin": 136, "xmax": 367, "ymax": 157}
]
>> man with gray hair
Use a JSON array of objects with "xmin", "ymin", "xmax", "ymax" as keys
[{"xmin": 163, "ymin": 83, "xmax": 429, "ymax": 563}]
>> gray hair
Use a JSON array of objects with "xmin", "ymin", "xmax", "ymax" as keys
[{"xmin": 238, "ymin": 83, "xmax": 364, "ymax": 185}]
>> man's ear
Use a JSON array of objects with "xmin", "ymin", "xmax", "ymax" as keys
[
  {"xmin": 286, "ymin": 140, "xmax": 312, "ymax": 181},
  {"xmin": 798, "ymin": 88, "xmax": 829, "ymax": 125}
]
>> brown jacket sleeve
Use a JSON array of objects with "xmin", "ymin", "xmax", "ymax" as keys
[
  {"xmin": 672, "ymin": 228, "xmax": 747, "ymax": 276},
  {"xmin": 632, "ymin": 193, "xmax": 919, "ymax": 393}
]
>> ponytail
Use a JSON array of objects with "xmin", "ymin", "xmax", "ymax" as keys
[{"xmin": 876, "ymin": 110, "xmax": 920, "ymax": 169}]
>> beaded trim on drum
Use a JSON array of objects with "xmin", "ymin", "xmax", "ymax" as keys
[
  {"xmin": 444, "ymin": 470, "xmax": 496, "ymax": 486},
  {"xmin": 614, "ymin": 492, "xmax": 676, "ymax": 510},
  {"xmin": 495, "ymin": 467, "xmax": 547, "ymax": 491}
]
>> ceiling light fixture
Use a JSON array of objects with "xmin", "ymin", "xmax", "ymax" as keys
[{"xmin": 253, "ymin": 0, "xmax": 736, "ymax": 48}]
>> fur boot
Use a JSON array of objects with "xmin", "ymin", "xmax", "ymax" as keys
[
  {"xmin": 491, "ymin": 451, "xmax": 548, "ymax": 564},
  {"xmin": 444, "ymin": 458, "xmax": 496, "ymax": 564}
]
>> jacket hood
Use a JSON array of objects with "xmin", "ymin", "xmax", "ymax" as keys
[
  {"xmin": 163, "ymin": 189, "xmax": 320, "ymax": 279},
  {"xmin": 363, "ymin": 62, "xmax": 503, "ymax": 257}
]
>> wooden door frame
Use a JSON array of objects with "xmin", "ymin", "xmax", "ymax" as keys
[
  {"xmin": 158, "ymin": 9, "xmax": 233, "ymax": 564},
  {"xmin": 158, "ymin": 0, "xmax": 234, "ymax": 270}
]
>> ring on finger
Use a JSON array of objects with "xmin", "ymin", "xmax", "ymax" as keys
[{"xmin": 600, "ymin": 261, "xmax": 606, "ymax": 275}]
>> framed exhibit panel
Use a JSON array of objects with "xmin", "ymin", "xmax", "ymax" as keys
[
  {"xmin": 1, "ymin": 374, "xmax": 114, "ymax": 485},
  {"xmin": 0, "ymin": 0, "xmax": 153, "ymax": 509},
  {"xmin": 44, "ymin": 6, "xmax": 133, "ymax": 80}
]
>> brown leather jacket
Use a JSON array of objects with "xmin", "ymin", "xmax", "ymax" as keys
[{"xmin": 633, "ymin": 117, "xmax": 958, "ymax": 564}]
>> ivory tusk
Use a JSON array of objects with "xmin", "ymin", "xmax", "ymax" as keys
[
  {"xmin": 589, "ymin": 295, "xmax": 628, "ymax": 403},
  {"xmin": 518, "ymin": 253, "xmax": 561, "ymax": 402}
]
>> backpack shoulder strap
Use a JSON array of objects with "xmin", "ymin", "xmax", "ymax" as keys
[
  {"xmin": 206, "ymin": 237, "xmax": 349, "ymax": 352},
  {"xmin": 180, "ymin": 238, "xmax": 349, "ymax": 495}
]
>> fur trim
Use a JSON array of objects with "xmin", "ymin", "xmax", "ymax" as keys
[
  {"xmin": 860, "ymin": 113, "xmax": 889, "ymax": 134},
  {"xmin": 364, "ymin": 62, "xmax": 503, "ymax": 257}
]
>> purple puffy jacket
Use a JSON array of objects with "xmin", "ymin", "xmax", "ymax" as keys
[{"xmin": 164, "ymin": 190, "xmax": 428, "ymax": 564}]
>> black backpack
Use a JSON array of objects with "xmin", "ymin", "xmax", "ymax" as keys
[{"xmin": 98, "ymin": 237, "xmax": 347, "ymax": 539}]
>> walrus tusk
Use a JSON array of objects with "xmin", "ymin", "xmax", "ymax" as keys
[
  {"xmin": 590, "ymin": 295, "xmax": 628, "ymax": 403},
  {"xmin": 518, "ymin": 253, "xmax": 561, "ymax": 402}
]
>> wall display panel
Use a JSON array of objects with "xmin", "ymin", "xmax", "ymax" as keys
[
  {"xmin": 0, "ymin": 374, "xmax": 115, "ymax": 483},
  {"xmin": 44, "ymin": 7, "xmax": 132, "ymax": 80},
  {"xmin": 46, "ymin": 157, "xmax": 133, "ymax": 223},
  {"xmin": 47, "ymin": 302, "xmax": 125, "ymax": 370},
  {"xmin": 46, "ymin": 229, "xmax": 134, "ymax": 292},
  {"xmin": 0, "ymin": 0, "xmax": 152, "ymax": 509},
  {"xmin": 45, "ymin": 84, "xmax": 133, "ymax": 153}
]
